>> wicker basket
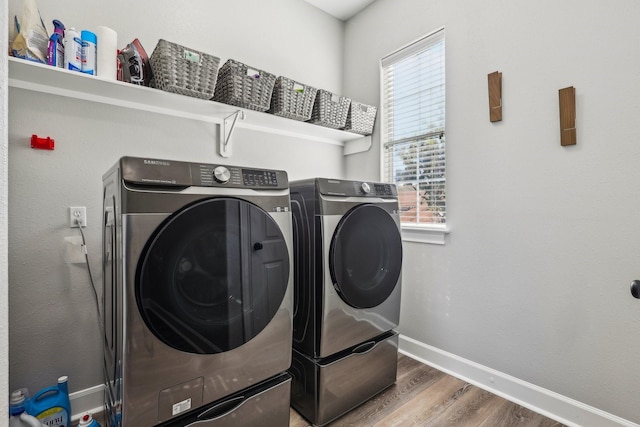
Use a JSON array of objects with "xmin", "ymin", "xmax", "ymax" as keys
[
  {"xmin": 344, "ymin": 102, "xmax": 377, "ymax": 135},
  {"xmin": 268, "ymin": 77, "xmax": 317, "ymax": 121},
  {"xmin": 308, "ymin": 90, "xmax": 351, "ymax": 129},
  {"xmin": 213, "ymin": 59, "xmax": 277, "ymax": 111},
  {"xmin": 149, "ymin": 39, "xmax": 221, "ymax": 99}
]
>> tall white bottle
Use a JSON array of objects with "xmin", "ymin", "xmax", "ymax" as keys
[{"xmin": 64, "ymin": 27, "xmax": 82, "ymax": 71}]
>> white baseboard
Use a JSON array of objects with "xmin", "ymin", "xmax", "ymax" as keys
[
  {"xmin": 69, "ymin": 383, "xmax": 104, "ymax": 422},
  {"xmin": 398, "ymin": 335, "xmax": 639, "ymax": 427}
]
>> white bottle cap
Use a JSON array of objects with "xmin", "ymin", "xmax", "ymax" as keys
[{"xmin": 10, "ymin": 389, "xmax": 26, "ymax": 405}]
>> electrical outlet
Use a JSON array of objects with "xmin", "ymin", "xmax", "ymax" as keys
[{"xmin": 69, "ymin": 206, "xmax": 87, "ymax": 228}]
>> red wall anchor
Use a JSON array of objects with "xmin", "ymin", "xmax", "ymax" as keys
[{"xmin": 31, "ymin": 135, "xmax": 55, "ymax": 150}]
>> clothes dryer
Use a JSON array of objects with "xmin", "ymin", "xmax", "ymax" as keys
[
  {"xmin": 102, "ymin": 157, "xmax": 293, "ymax": 426},
  {"xmin": 289, "ymin": 178, "xmax": 403, "ymax": 425},
  {"xmin": 290, "ymin": 178, "xmax": 403, "ymax": 358}
]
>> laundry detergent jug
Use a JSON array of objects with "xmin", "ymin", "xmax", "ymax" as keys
[{"xmin": 27, "ymin": 376, "xmax": 71, "ymax": 427}]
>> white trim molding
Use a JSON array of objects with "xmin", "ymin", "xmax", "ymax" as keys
[
  {"xmin": 401, "ymin": 225, "xmax": 449, "ymax": 245},
  {"xmin": 399, "ymin": 335, "xmax": 639, "ymax": 427},
  {"xmin": 69, "ymin": 383, "xmax": 104, "ymax": 422}
]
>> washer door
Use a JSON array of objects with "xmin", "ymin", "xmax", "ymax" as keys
[
  {"xmin": 329, "ymin": 204, "xmax": 402, "ymax": 309},
  {"xmin": 137, "ymin": 198, "xmax": 290, "ymax": 354}
]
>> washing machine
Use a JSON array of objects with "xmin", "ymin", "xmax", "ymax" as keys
[
  {"xmin": 289, "ymin": 178, "xmax": 403, "ymax": 425},
  {"xmin": 102, "ymin": 157, "xmax": 293, "ymax": 426},
  {"xmin": 290, "ymin": 178, "xmax": 403, "ymax": 358}
]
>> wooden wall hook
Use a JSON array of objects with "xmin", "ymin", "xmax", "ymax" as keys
[
  {"xmin": 559, "ymin": 86, "xmax": 576, "ymax": 146},
  {"xmin": 488, "ymin": 71, "xmax": 502, "ymax": 122}
]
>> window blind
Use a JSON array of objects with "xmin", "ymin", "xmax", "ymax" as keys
[{"xmin": 381, "ymin": 29, "xmax": 446, "ymax": 225}]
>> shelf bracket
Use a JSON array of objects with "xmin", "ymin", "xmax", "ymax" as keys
[
  {"xmin": 343, "ymin": 135, "xmax": 372, "ymax": 155},
  {"xmin": 219, "ymin": 110, "xmax": 246, "ymax": 157}
]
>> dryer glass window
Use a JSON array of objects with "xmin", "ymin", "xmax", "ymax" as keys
[
  {"xmin": 137, "ymin": 198, "xmax": 290, "ymax": 354},
  {"xmin": 330, "ymin": 205, "xmax": 402, "ymax": 308}
]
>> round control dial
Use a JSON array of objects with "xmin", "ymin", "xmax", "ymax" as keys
[
  {"xmin": 213, "ymin": 166, "xmax": 231, "ymax": 184},
  {"xmin": 361, "ymin": 182, "xmax": 371, "ymax": 194}
]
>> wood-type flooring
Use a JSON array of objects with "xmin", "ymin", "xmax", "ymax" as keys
[{"xmin": 289, "ymin": 353, "xmax": 566, "ymax": 427}]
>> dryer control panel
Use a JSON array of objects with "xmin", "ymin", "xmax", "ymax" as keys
[{"xmin": 316, "ymin": 178, "xmax": 397, "ymax": 198}]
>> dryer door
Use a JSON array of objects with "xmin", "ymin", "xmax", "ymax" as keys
[
  {"xmin": 137, "ymin": 197, "xmax": 290, "ymax": 354},
  {"xmin": 330, "ymin": 204, "xmax": 402, "ymax": 309}
]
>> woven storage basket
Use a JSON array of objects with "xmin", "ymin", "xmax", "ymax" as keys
[
  {"xmin": 213, "ymin": 59, "xmax": 277, "ymax": 111},
  {"xmin": 268, "ymin": 77, "xmax": 317, "ymax": 121},
  {"xmin": 149, "ymin": 39, "xmax": 221, "ymax": 99},
  {"xmin": 308, "ymin": 90, "xmax": 351, "ymax": 129},
  {"xmin": 344, "ymin": 101, "xmax": 377, "ymax": 135}
]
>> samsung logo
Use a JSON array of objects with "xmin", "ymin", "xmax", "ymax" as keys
[{"xmin": 144, "ymin": 159, "xmax": 170, "ymax": 166}]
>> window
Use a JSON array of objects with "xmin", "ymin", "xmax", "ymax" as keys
[{"xmin": 381, "ymin": 28, "xmax": 446, "ymax": 229}]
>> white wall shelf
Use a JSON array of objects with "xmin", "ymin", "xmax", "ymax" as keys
[{"xmin": 8, "ymin": 57, "xmax": 372, "ymax": 156}]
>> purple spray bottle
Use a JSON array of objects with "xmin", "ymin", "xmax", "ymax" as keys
[{"xmin": 47, "ymin": 20, "xmax": 65, "ymax": 68}]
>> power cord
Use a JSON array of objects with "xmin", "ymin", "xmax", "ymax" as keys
[
  {"xmin": 75, "ymin": 218, "xmax": 114, "ymax": 416},
  {"xmin": 75, "ymin": 218, "xmax": 103, "ymax": 335}
]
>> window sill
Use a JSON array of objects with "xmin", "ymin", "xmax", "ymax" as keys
[{"xmin": 400, "ymin": 225, "xmax": 449, "ymax": 245}]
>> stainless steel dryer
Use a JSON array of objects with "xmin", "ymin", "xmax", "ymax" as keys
[
  {"xmin": 289, "ymin": 178, "xmax": 403, "ymax": 426},
  {"xmin": 102, "ymin": 157, "xmax": 293, "ymax": 427},
  {"xmin": 290, "ymin": 178, "xmax": 403, "ymax": 358}
]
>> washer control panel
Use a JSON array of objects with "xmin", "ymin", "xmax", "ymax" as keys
[
  {"xmin": 193, "ymin": 163, "xmax": 286, "ymax": 189},
  {"xmin": 118, "ymin": 157, "xmax": 288, "ymax": 189}
]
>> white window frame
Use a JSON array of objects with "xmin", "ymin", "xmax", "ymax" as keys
[{"xmin": 380, "ymin": 27, "xmax": 448, "ymax": 245}]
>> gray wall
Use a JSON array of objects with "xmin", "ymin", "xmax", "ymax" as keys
[
  {"xmin": 7, "ymin": 0, "xmax": 345, "ymax": 396},
  {"xmin": 344, "ymin": 0, "xmax": 640, "ymax": 424}
]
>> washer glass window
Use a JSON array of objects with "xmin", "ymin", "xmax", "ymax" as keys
[
  {"xmin": 137, "ymin": 198, "xmax": 290, "ymax": 354},
  {"xmin": 330, "ymin": 204, "xmax": 402, "ymax": 308}
]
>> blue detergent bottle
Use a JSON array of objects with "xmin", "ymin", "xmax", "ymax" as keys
[{"xmin": 27, "ymin": 376, "xmax": 71, "ymax": 427}]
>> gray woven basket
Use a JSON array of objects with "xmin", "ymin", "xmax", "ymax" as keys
[
  {"xmin": 268, "ymin": 77, "xmax": 317, "ymax": 121},
  {"xmin": 213, "ymin": 59, "xmax": 277, "ymax": 111},
  {"xmin": 344, "ymin": 102, "xmax": 377, "ymax": 135},
  {"xmin": 149, "ymin": 39, "xmax": 221, "ymax": 99},
  {"xmin": 308, "ymin": 90, "xmax": 351, "ymax": 129}
]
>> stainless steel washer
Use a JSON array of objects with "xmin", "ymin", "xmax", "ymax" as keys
[{"xmin": 102, "ymin": 157, "xmax": 293, "ymax": 426}]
